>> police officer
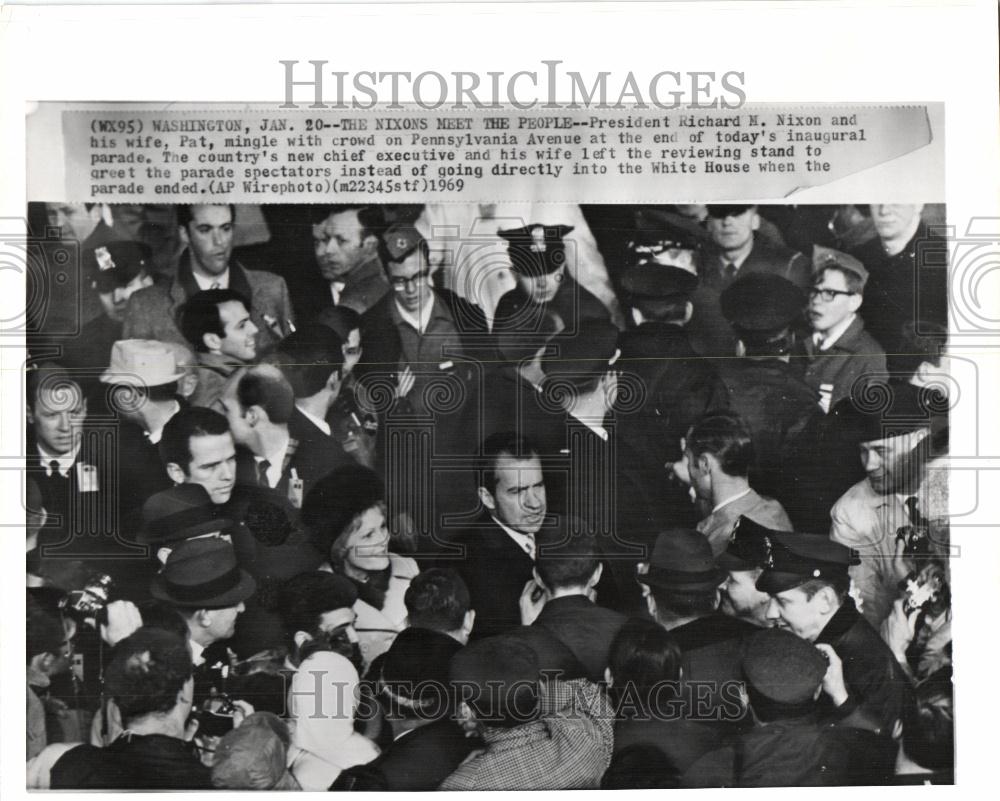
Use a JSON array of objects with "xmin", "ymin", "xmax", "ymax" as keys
[
  {"xmin": 616, "ymin": 244, "xmax": 728, "ymax": 532},
  {"xmin": 717, "ymin": 273, "xmax": 820, "ymax": 511},
  {"xmin": 758, "ymin": 532, "xmax": 911, "ymax": 735},
  {"xmin": 496, "ymin": 224, "xmax": 612, "ymax": 334}
]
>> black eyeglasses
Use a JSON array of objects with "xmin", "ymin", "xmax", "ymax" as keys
[
  {"xmin": 809, "ymin": 287, "xmax": 855, "ymax": 302},
  {"xmin": 390, "ymin": 268, "xmax": 431, "ymax": 291}
]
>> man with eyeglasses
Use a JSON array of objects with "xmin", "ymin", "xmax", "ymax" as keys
[
  {"xmin": 802, "ymin": 247, "xmax": 886, "ymax": 413},
  {"xmin": 358, "ymin": 225, "xmax": 487, "ymax": 540}
]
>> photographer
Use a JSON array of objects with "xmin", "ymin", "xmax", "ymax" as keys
[
  {"xmin": 881, "ymin": 558, "xmax": 951, "ymax": 682},
  {"xmin": 48, "ymin": 627, "xmax": 250, "ymax": 789}
]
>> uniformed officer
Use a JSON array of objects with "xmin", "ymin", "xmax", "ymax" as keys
[
  {"xmin": 496, "ymin": 224, "xmax": 612, "ymax": 334},
  {"xmin": 758, "ymin": 532, "xmax": 911, "ymax": 734},
  {"xmin": 716, "ymin": 273, "xmax": 820, "ymax": 513},
  {"xmin": 617, "ymin": 243, "xmax": 729, "ymax": 532}
]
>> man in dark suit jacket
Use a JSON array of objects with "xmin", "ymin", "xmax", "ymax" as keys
[
  {"xmin": 123, "ymin": 204, "xmax": 294, "ymax": 352},
  {"xmin": 302, "ymin": 204, "xmax": 392, "ymax": 321},
  {"xmin": 219, "ymin": 364, "xmax": 350, "ymax": 509},
  {"xmin": 526, "ymin": 526, "xmax": 627, "ymax": 682},
  {"xmin": 689, "ymin": 204, "xmax": 812, "ymax": 358},
  {"xmin": 332, "ymin": 626, "xmax": 480, "ymax": 791},
  {"xmin": 454, "ymin": 433, "xmax": 548, "ymax": 639},
  {"xmin": 26, "ymin": 364, "xmax": 145, "ymax": 590},
  {"xmin": 850, "ymin": 204, "xmax": 948, "ymax": 354},
  {"xmin": 638, "ymin": 529, "xmax": 757, "ymax": 731}
]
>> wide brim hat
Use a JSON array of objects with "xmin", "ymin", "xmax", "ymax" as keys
[
  {"xmin": 150, "ymin": 537, "xmax": 256, "ymax": 608},
  {"xmin": 100, "ymin": 339, "xmax": 185, "ymax": 388},
  {"xmin": 86, "ymin": 241, "xmax": 152, "ymax": 292},
  {"xmin": 640, "ymin": 528, "xmax": 726, "ymax": 592},
  {"xmin": 138, "ymin": 483, "xmax": 234, "ymax": 546}
]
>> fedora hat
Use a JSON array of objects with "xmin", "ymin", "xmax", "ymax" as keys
[
  {"xmin": 100, "ymin": 339, "xmax": 185, "ymax": 388},
  {"xmin": 151, "ymin": 537, "xmax": 256, "ymax": 609},
  {"xmin": 139, "ymin": 483, "xmax": 233, "ymax": 546},
  {"xmin": 639, "ymin": 528, "xmax": 726, "ymax": 592}
]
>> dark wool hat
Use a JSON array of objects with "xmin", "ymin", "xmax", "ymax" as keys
[
  {"xmin": 717, "ymin": 516, "xmax": 790, "ymax": 572},
  {"xmin": 301, "ymin": 465, "xmax": 384, "ymax": 555},
  {"xmin": 86, "ymin": 241, "xmax": 152, "ymax": 292},
  {"xmin": 640, "ymin": 528, "xmax": 726, "ymax": 592},
  {"xmin": 139, "ymin": 483, "xmax": 233, "ymax": 546},
  {"xmin": 755, "ymin": 532, "xmax": 860, "ymax": 595},
  {"xmin": 450, "ymin": 635, "xmax": 540, "ymax": 724},
  {"xmin": 720, "ymin": 273, "xmax": 806, "ymax": 334},
  {"xmin": 498, "ymin": 224, "xmax": 574, "ymax": 277},
  {"xmin": 150, "ymin": 537, "xmax": 256, "ymax": 609},
  {"xmin": 620, "ymin": 262, "xmax": 698, "ymax": 301},
  {"xmin": 828, "ymin": 380, "xmax": 948, "ymax": 444},
  {"xmin": 742, "ymin": 628, "xmax": 828, "ymax": 705}
]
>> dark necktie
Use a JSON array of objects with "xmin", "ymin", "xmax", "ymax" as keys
[
  {"xmin": 48, "ymin": 460, "xmax": 62, "ymax": 478},
  {"xmin": 905, "ymin": 496, "xmax": 925, "ymax": 527},
  {"xmin": 256, "ymin": 459, "xmax": 271, "ymax": 488},
  {"xmin": 723, "ymin": 262, "xmax": 738, "ymax": 284}
]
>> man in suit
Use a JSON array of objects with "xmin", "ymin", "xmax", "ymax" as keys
[
  {"xmin": 616, "ymin": 252, "xmax": 729, "ymax": 532},
  {"xmin": 333, "ymin": 626, "xmax": 478, "ymax": 791},
  {"xmin": 522, "ymin": 524, "xmax": 627, "ymax": 682},
  {"xmin": 637, "ymin": 529, "xmax": 755, "ymax": 730},
  {"xmin": 455, "ymin": 432, "xmax": 548, "ymax": 639},
  {"xmin": 122, "ymin": 204, "xmax": 294, "ymax": 352},
  {"xmin": 716, "ymin": 273, "xmax": 821, "ymax": 506},
  {"xmin": 307, "ymin": 204, "xmax": 391, "ymax": 319},
  {"xmin": 850, "ymin": 204, "xmax": 948, "ymax": 354},
  {"xmin": 26, "ymin": 364, "xmax": 141, "ymax": 584},
  {"xmin": 272, "ymin": 323, "xmax": 356, "ymax": 462},
  {"xmin": 689, "ymin": 204, "xmax": 811, "ymax": 357},
  {"xmin": 218, "ymin": 364, "xmax": 349, "ymax": 508},
  {"xmin": 678, "ymin": 411, "xmax": 793, "ymax": 557}
]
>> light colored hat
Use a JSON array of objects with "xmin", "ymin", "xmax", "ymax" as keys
[{"xmin": 100, "ymin": 339, "xmax": 185, "ymax": 388}]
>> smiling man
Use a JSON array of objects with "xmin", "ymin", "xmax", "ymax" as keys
[
  {"xmin": 123, "ymin": 204, "xmax": 294, "ymax": 352},
  {"xmin": 758, "ymin": 531, "xmax": 909, "ymax": 735}
]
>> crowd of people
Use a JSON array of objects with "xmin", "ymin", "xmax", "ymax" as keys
[{"xmin": 25, "ymin": 201, "xmax": 953, "ymax": 788}]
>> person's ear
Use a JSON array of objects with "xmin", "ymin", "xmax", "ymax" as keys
[
  {"xmin": 165, "ymin": 463, "xmax": 186, "ymax": 485},
  {"xmin": 246, "ymin": 405, "xmax": 262, "ymax": 427},
  {"xmin": 604, "ymin": 667, "xmax": 613, "ymax": 688},
  {"xmin": 178, "ymin": 372, "xmax": 199, "ymax": 400},
  {"xmin": 177, "ymin": 676, "xmax": 195, "ymax": 708},
  {"xmin": 892, "ymin": 718, "xmax": 903, "ymax": 740},
  {"xmin": 750, "ymin": 210, "xmax": 761, "ymax": 232},
  {"xmin": 682, "ymin": 301, "xmax": 694, "ymax": 325},
  {"xmin": 696, "ymin": 453, "xmax": 712, "ymax": 476},
  {"xmin": 461, "ymin": 609, "xmax": 475, "ymax": 639},
  {"xmin": 457, "ymin": 701, "xmax": 475, "ymax": 725},
  {"xmin": 645, "ymin": 590, "xmax": 658, "ymax": 620},
  {"xmin": 25, "ymin": 405, "xmax": 35, "ymax": 427},
  {"xmin": 195, "ymin": 609, "xmax": 212, "ymax": 628},
  {"xmin": 325, "ymin": 369, "xmax": 343, "ymax": 397},
  {"xmin": 477, "ymin": 486, "xmax": 497, "ymax": 512},
  {"xmin": 532, "ymin": 567, "xmax": 545, "ymax": 590},
  {"xmin": 156, "ymin": 547, "xmax": 172, "ymax": 566},
  {"xmin": 818, "ymin": 586, "xmax": 838, "ymax": 614},
  {"xmin": 360, "ymin": 233, "xmax": 378, "ymax": 255},
  {"xmin": 813, "ymin": 684, "xmax": 823, "ymax": 701},
  {"xmin": 179, "ymin": 223, "xmax": 191, "ymax": 248},
  {"xmin": 847, "ymin": 293, "xmax": 863, "ymax": 314},
  {"xmin": 293, "ymin": 630, "xmax": 312, "ymax": 650},
  {"xmin": 588, "ymin": 562, "xmax": 604, "ymax": 588},
  {"xmin": 203, "ymin": 332, "xmax": 222, "ymax": 352}
]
